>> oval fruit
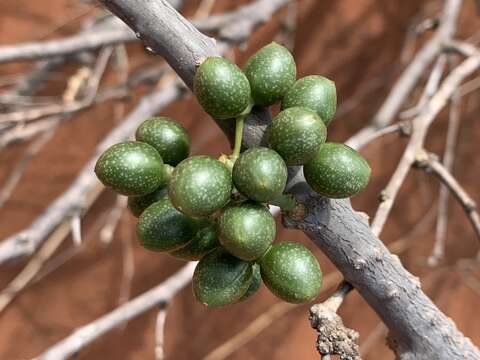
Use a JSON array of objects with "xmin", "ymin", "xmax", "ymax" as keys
[
  {"xmin": 135, "ymin": 117, "xmax": 190, "ymax": 166},
  {"xmin": 136, "ymin": 197, "xmax": 200, "ymax": 251},
  {"xmin": 94, "ymin": 141, "xmax": 165, "ymax": 196},
  {"xmin": 268, "ymin": 107, "xmax": 326, "ymax": 165},
  {"xmin": 219, "ymin": 202, "xmax": 275, "ymax": 261},
  {"xmin": 303, "ymin": 142, "xmax": 371, "ymax": 198},
  {"xmin": 282, "ymin": 75, "xmax": 337, "ymax": 126},
  {"xmin": 232, "ymin": 147, "xmax": 287, "ymax": 203},
  {"xmin": 244, "ymin": 42, "xmax": 296, "ymax": 106},
  {"xmin": 170, "ymin": 223, "xmax": 219, "ymax": 261},
  {"xmin": 239, "ymin": 263, "xmax": 262, "ymax": 301},
  {"xmin": 128, "ymin": 186, "xmax": 168, "ymax": 217},
  {"xmin": 169, "ymin": 156, "xmax": 232, "ymax": 217},
  {"xmin": 260, "ymin": 242, "xmax": 322, "ymax": 303},
  {"xmin": 194, "ymin": 57, "xmax": 251, "ymax": 119},
  {"xmin": 193, "ymin": 248, "xmax": 253, "ymax": 307}
]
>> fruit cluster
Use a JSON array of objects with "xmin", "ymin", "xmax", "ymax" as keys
[{"xmin": 94, "ymin": 42, "xmax": 371, "ymax": 307}]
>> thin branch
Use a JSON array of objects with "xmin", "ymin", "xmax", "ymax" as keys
[
  {"xmin": 155, "ymin": 306, "xmax": 168, "ymax": 360},
  {"xmin": 0, "ymin": 128, "xmax": 55, "ymax": 208},
  {"xmin": 99, "ymin": 195, "xmax": 127, "ymax": 245},
  {"xmin": 0, "ymin": 0, "xmax": 288, "ymax": 66},
  {"xmin": 0, "ymin": 27, "xmax": 135, "ymax": 64},
  {"xmin": 0, "ymin": 65, "xmax": 167, "ymax": 147},
  {"xmin": 429, "ymin": 89, "xmax": 462, "ymax": 266},
  {"xmin": 399, "ymin": 54, "xmax": 447, "ymax": 119},
  {"xmin": 414, "ymin": 151, "xmax": 480, "ymax": 242},
  {"xmin": 0, "ymin": 184, "xmax": 103, "ymax": 314},
  {"xmin": 346, "ymin": 0, "xmax": 463, "ymax": 149},
  {"xmin": 36, "ymin": 262, "xmax": 196, "ymax": 360},
  {"xmin": 118, "ymin": 207, "xmax": 135, "ymax": 307},
  {"xmin": 371, "ymin": 49, "xmax": 480, "ymax": 236},
  {"xmin": 0, "ymin": 84, "xmax": 183, "ymax": 265}
]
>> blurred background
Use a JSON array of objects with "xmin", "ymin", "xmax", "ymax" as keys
[{"xmin": 0, "ymin": 0, "xmax": 479, "ymax": 359}]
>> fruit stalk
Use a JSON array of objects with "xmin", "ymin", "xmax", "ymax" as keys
[{"xmin": 231, "ymin": 113, "xmax": 246, "ymax": 160}]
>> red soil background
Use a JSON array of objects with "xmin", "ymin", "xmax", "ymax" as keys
[{"xmin": 0, "ymin": 0, "xmax": 479, "ymax": 359}]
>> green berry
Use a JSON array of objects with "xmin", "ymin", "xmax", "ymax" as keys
[
  {"xmin": 135, "ymin": 117, "xmax": 190, "ymax": 166},
  {"xmin": 94, "ymin": 141, "xmax": 165, "ymax": 196},
  {"xmin": 170, "ymin": 223, "xmax": 219, "ymax": 261},
  {"xmin": 239, "ymin": 263, "xmax": 262, "ymax": 301},
  {"xmin": 218, "ymin": 202, "xmax": 275, "ymax": 261},
  {"xmin": 268, "ymin": 107, "xmax": 327, "ymax": 165},
  {"xmin": 260, "ymin": 242, "xmax": 322, "ymax": 303},
  {"xmin": 244, "ymin": 42, "xmax": 296, "ymax": 106},
  {"xmin": 282, "ymin": 75, "xmax": 337, "ymax": 126},
  {"xmin": 127, "ymin": 164, "xmax": 174, "ymax": 217},
  {"xmin": 303, "ymin": 142, "xmax": 371, "ymax": 198},
  {"xmin": 194, "ymin": 57, "xmax": 251, "ymax": 119},
  {"xmin": 169, "ymin": 156, "xmax": 232, "ymax": 218},
  {"xmin": 128, "ymin": 186, "xmax": 168, "ymax": 217},
  {"xmin": 193, "ymin": 248, "xmax": 253, "ymax": 307},
  {"xmin": 232, "ymin": 147, "xmax": 287, "ymax": 203},
  {"xmin": 136, "ymin": 197, "xmax": 201, "ymax": 252}
]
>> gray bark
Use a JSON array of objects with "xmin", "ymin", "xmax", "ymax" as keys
[{"xmin": 97, "ymin": 1, "xmax": 480, "ymax": 359}]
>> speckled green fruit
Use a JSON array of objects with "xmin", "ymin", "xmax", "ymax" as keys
[
  {"xmin": 170, "ymin": 223, "xmax": 219, "ymax": 261},
  {"xmin": 282, "ymin": 75, "xmax": 337, "ymax": 126},
  {"xmin": 169, "ymin": 156, "xmax": 232, "ymax": 218},
  {"xmin": 135, "ymin": 117, "xmax": 190, "ymax": 166},
  {"xmin": 219, "ymin": 202, "xmax": 275, "ymax": 261},
  {"xmin": 303, "ymin": 142, "xmax": 371, "ymax": 198},
  {"xmin": 94, "ymin": 141, "xmax": 165, "ymax": 196},
  {"xmin": 136, "ymin": 197, "xmax": 200, "ymax": 252},
  {"xmin": 239, "ymin": 263, "xmax": 262, "ymax": 301},
  {"xmin": 244, "ymin": 42, "xmax": 296, "ymax": 106},
  {"xmin": 194, "ymin": 57, "xmax": 251, "ymax": 119},
  {"xmin": 260, "ymin": 242, "xmax": 322, "ymax": 303},
  {"xmin": 127, "ymin": 164, "xmax": 173, "ymax": 217},
  {"xmin": 193, "ymin": 248, "xmax": 253, "ymax": 307},
  {"xmin": 232, "ymin": 147, "xmax": 287, "ymax": 203},
  {"xmin": 268, "ymin": 107, "xmax": 326, "ymax": 165},
  {"xmin": 128, "ymin": 186, "xmax": 168, "ymax": 217}
]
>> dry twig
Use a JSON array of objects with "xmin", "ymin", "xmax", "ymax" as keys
[{"xmin": 36, "ymin": 262, "xmax": 196, "ymax": 360}]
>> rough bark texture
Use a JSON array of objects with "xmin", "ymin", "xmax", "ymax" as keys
[
  {"xmin": 97, "ymin": 1, "xmax": 480, "ymax": 359},
  {"xmin": 100, "ymin": 0, "xmax": 217, "ymax": 89}
]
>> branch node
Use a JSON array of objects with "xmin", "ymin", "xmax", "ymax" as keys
[{"xmin": 309, "ymin": 304, "xmax": 360, "ymax": 360}]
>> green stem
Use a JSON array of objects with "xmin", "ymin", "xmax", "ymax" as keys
[
  {"xmin": 268, "ymin": 194, "xmax": 298, "ymax": 211},
  {"xmin": 269, "ymin": 194, "xmax": 308, "ymax": 220},
  {"xmin": 231, "ymin": 114, "xmax": 245, "ymax": 160}
]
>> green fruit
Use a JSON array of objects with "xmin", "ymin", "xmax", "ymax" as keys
[
  {"xmin": 218, "ymin": 202, "xmax": 275, "ymax": 261},
  {"xmin": 135, "ymin": 117, "xmax": 190, "ymax": 166},
  {"xmin": 127, "ymin": 164, "xmax": 174, "ymax": 217},
  {"xmin": 303, "ymin": 142, "xmax": 371, "ymax": 198},
  {"xmin": 128, "ymin": 186, "xmax": 168, "ymax": 217},
  {"xmin": 244, "ymin": 42, "xmax": 296, "ymax": 106},
  {"xmin": 193, "ymin": 248, "xmax": 253, "ymax": 307},
  {"xmin": 268, "ymin": 107, "xmax": 327, "ymax": 165},
  {"xmin": 282, "ymin": 75, "xmax": 337, "ymax": 126},
  {"xmin": 94, "ymin": 141, "xmax": 165, "ymax": 196},
  {"xmin": 136, "ymin": 197, "xmax": 201, "ymax": 251},
  {"xmin": 260, "ymin": 242, "xmax": 322, "ymax": 303},
  {"xmin": 232, "ymin": 147, "xmax": 287, "ymax": 203},
  {"xmin": 194, "ymin": 57, "xmax": 251, "ymax": 119},
  {"xmin": 170, "ymin": 223, "xmax": 219, "ymax": 261},
  {"xmin": 169, "ymin": 156, "xmax": 232, "ymax": 217},
  {"xmin": 239, "ymin": 263, "xmax": 262, "ymax": 301}
]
